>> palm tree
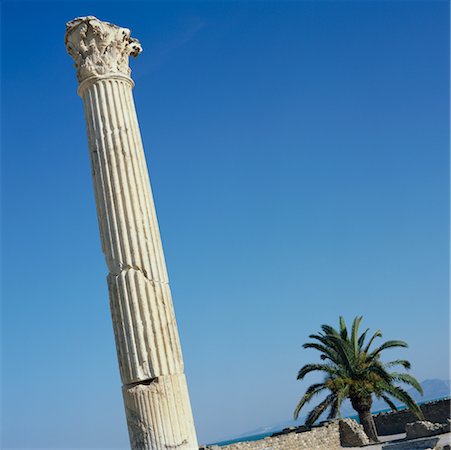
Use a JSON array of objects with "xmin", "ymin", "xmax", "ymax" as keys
[{"xmin": 293, "ymin": 316, "xmax": 424, "ymax": 442}]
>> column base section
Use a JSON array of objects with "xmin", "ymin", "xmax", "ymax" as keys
[{"xmin": 123, "ymin": 373, "xmax": 198, "ymax": 450}]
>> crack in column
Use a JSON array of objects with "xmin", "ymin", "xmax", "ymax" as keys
[
  {"xmin": 109, "ymin": 264, "xmax": 169, "ymax": 286},
  {"xmin": 124, "ymin": 377, "xmax": 157, "ymax": 389}
]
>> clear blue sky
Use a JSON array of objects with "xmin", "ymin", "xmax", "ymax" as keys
[{"xmin": 2, "ymin": 0, "xmax": 449, "ymax": 447}]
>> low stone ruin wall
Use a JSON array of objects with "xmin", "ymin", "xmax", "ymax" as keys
[
  {"xmin": 210, "ymin": 422, "xmax": 341, "ymax": 450},
  {"xmin": 374, "ymin": 398, "xmax": 450, "ymax": 436},
  {"xmin": 405, "ymin": 420, "xmax": 450, "ymax": 440},
  {"xmin": 201, "ymin": 399, "xmax": 450, "ymax": 450},
  {"xmin": 203, "ymin": 418, "xmax": 370, "ymax": 450}
]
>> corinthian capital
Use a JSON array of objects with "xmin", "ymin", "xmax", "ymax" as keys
[{"xmin": 65, "ymin": 16, "xmax": 142, "ymax": 84}]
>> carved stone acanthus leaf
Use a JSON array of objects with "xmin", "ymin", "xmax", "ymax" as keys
[{"xmin": 65, "ymin": 16, "xmax": 142, "ymax": 83}]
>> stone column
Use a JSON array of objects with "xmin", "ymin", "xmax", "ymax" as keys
[{"xmin": 65, "ymin": 17, "xmax": 198, "ymax": 450}]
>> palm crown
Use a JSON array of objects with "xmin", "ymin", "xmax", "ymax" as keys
[{"xmin": 294, "ymin": 316, "xmax": 423, "ymax": 442}]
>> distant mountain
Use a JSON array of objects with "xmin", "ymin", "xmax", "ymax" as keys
[
  {"xmin": 408, "ymin": 379, "xmax": 450, "ymax": 403},
  {"xmin": 231, "ymin": 379, "xmax": 450, "ymax": 441}
]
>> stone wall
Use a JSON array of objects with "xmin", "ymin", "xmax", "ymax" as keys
[
  {"xmin": 207, "ymin": 422, "xmax": 342, "ymax": 450},
  {"xmin": 374, "ymin": 398, "xmax": 450, "ymax": 436},
  {"xmin": 201, "ymin": 399, "xmax": 450, "ymax": 450}
]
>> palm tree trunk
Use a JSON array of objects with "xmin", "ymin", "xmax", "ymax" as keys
[{"xmin": 357, "ymin": 409, "xmax": 379, "ymax": 443}]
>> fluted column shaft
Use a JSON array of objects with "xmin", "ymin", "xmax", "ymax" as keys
[
  {"xmin": 65, "ymin": 17, "xmax": 198, "ymax": 450},
  {"xmin": 82, "ymin": 77, "xmax": 183, "ymax": 383}
]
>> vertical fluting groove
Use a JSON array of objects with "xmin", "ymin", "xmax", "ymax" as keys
[
  {"xmin": 107, "ymin": 80, "xmax": 149, "ymax": 272},
  {"xmin": 154, "ymin": 283, "xmax": 174, "ymax": 372},
  {"xmin": 148, "ymin": 278, "xmax": 171, "ymax": 375},
  {"xmin": 162, "ymin": 380, "xmax": 175, "ymax": 445},
  {"xmin": 93, "ymin": 83, "xmax": 118, "ymax": 262},
  {"xmin": 133, "ymin": 269, "xmax": 157, "ymax": 372},
  {"xmin": 124, "ymin": 272, "xmax": 146, "ymax": 367},
  {"xmin": 93, "ymin": 82, "xmax": 139, "ymax": 378},
  {"xmin": 149, "ymin": 397, "xmax": 158, "ymax": 449},
  {"xmin": 91, "ymin": 83, "xmax": 124, "ymax": 270},
  {"xmin": 111, "ymin": 80, "xmax": 173, "ymax": 377},
  {"xmin": 118, "ymin": 81, "xmax": 166, "ymax": 283},
  {"xmin": 104, "ymin": 80, "xmax": 140, "ymax": 270},
  {"xmin": 84, "ymin": 89, "xmax": 115, "ymax": 263},
  {"xmin": 118, "ymin": 274, "xmax": 141, "ymax": 376},
  {"xmin": 110, "ymin": 80, "xmax": 149, "ymax": 278},
  {"xmin": 146, "ymin": 386, "xmax": 162, "ymax": 448},
  {"xmin": 157, "ymin": 385, "xmax": 170, "ymax": 447},
  {"xmin": 145, "ymin": 275, "xmax": 170, "ymax": 375},
  {"xmin": 123, "ymin": 81, "xmax": 183, "ymax": 370},
  {"xmin": 108, "ymin": 276, "xmax": 131, "ymax": 379},
  {"xmin": 102, "ymin": 81, "xmax": 147, "ymax": 376},
  {"xmin": 89, "ymin": 82, "xmax": 144, "ymax": 379},
  {"xmin": 100, "ymin": 82, "xmax": 147, "ymax": 381},
  {"xmin": 155, "ymin": 281, "xmax": 179, "ymax": 374},
  {"xmin": 169, "ymin": 376, "xmax": 183, "ymax": 443},
  {"xmin": 98, "ymin": 81, "xmax": 133, "ymax": 269},
  {"xmin": 82, "ymin": 91, "xmax": 104, "ymax": 245},
  {"xmin": 116, "ymin": 82, "xmax": 176, "ymax": 375},
  {"xmin": 103, "ymin": 80, "xmax": 148, "ymax": 371},
  {"xmin": 118, "ymin": 80, "xmax": 167, "ymax": 283},
  {"xmin": 123, "ymin": 84, "xmax": 169, "ymax": 281},
  {"xmin": 135, "ymin": 271, "xmax": 163, "ymax": 376},
  {"xmin": 162, "ymin": 282, "xmax": 182, "ymax": 371},
  {"xmin": 154, "ymin": 280, "xmax": 176, "ymax": 375}
]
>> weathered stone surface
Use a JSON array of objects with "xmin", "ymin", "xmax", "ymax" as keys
[
  {"xmin": 406, "ymin": 421, "xmax": 451, "ymax": 440},
  {"xmin": 65, "ymin": 16, "xmax": 142, "ymax": 83},
  {"xmin": 217, "ymin": 422, "xmax": 342, "ymax": 450},
  {"xmin": 375, "ymin": 398, "xmax": 451, "ymax": 436},
  {"xmin": 65, "ymin": 16, "xmax": 198, "ymax": 450},
  {"xmin": 123, "ymin": 374, "xmax": 197, "ymax": 450},
  {"xmin": 107, "ymin": 269, "xmax": 183, "ymax": 383},
  {"xmin": 339, "ymin": 418, "xmax": 370, "ymax": 447}
]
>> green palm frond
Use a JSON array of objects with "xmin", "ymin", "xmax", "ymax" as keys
[
  {"xmin": 390, "ymin": 373, "xmax": 423, "ymax": 394},
  {"xmin": 381, "ymin": 384, "xmax": 424, "ymax": 419},
  {"xmin": 326, "ymin": 334, "xmax": 355, "ymax": 373},
  {"xmin": 297, "ymin": 363, "xmax": 337, "ymax": 380},
  {"xmin": 328, "ymin": 389, "xmax": 346, "ymax": 420},
  {"xmin": 321, "ymin": 324, "xmax": 340, "ymax": 338},
  {"xmin": 366, "ymin": 363, "xmax": 393, "ymax": 383},
  {"xmin": 293, "ymin": 383, "xmax": 328, "ymax": 419},
  {"xmin": 328, "ymin": 397, "xmax": 340, "ymax": 420},
  {"xmin": 358, "ymin": 328, "xmax": 370, "ymax": 350},
  {"xmin": 305, "ymin": 394, "xmax": 336, "ymax": 426},
  {"xmin": 363, "ymin": 330, "xmax": 382, "ymax": 353},
  {"xmin": 351, "ymin": 316, "xmax": 363, "ymax": 353},
  {"xmin": 380, "ymin": 394, "xmax": 398, "ymax": 412},
  {"xmin": 339, "ymin": 316, "xmax": 348, "ymax": 340},
  {"xmin": 384, "ymin": 359, "xmax": 411, "ymax": 370},
  {"xmin": 302, "ymin": 341, "xmax": 338, "ymax": 363},
  {"xmin": 307, "ymin": 333, "xmax": 341, "ymax": 352},
  {"xmin": 369, "ymin": 340, "xmax": 408, "ymax": 360}
]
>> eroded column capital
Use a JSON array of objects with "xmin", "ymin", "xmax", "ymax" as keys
[{"xmin": 65, "ymin": 16, "xmax": 142, "ymax": 86}]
